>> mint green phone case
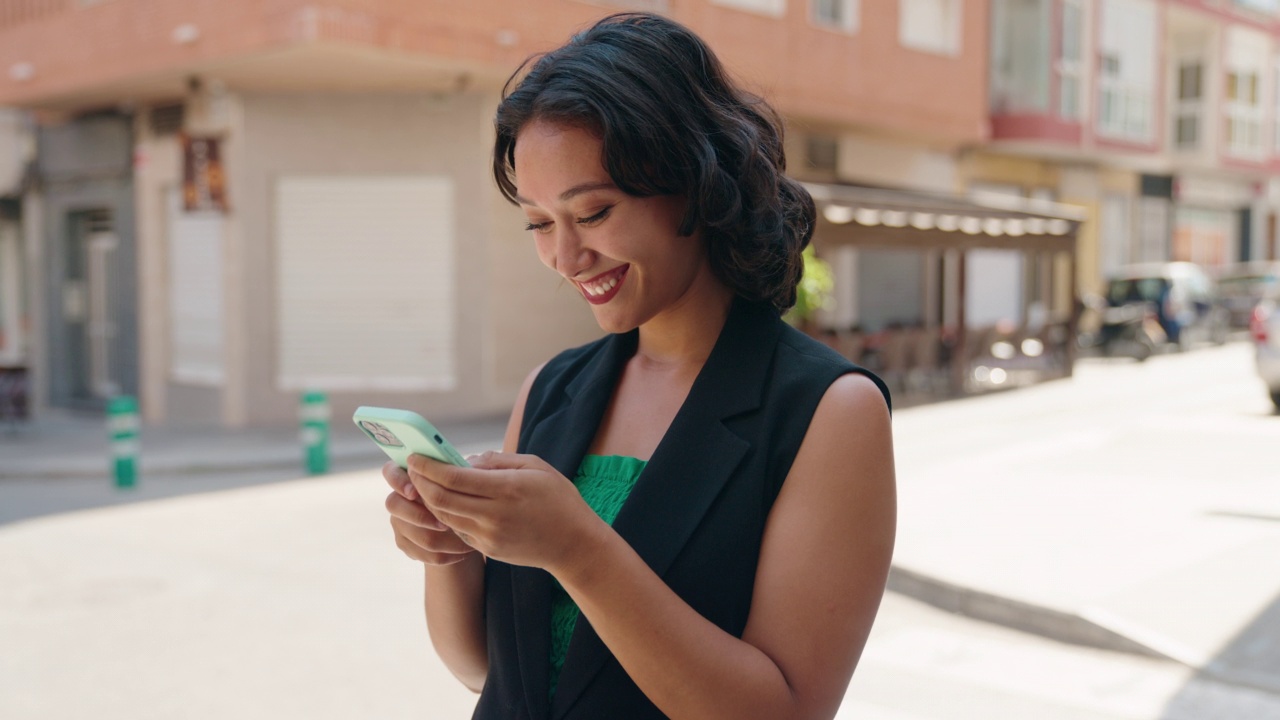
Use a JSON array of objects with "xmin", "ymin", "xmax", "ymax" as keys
[{"xmin": 352, "ymin": 406, "xmax": 471, "ymax": 469}]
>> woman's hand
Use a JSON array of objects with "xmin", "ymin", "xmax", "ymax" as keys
[
  {"xmin": 405, "ymin": 452, "xmax": 605, "ymax": 574},
  {"xmin": 383, "ymin": 461, "xmax": 477, "ymax": 566}
]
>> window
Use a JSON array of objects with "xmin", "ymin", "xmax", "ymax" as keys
[
  {"xmin": 990, "ymin": 0, "xmax": 1051, "ymax": 113},
  {"xmin": 1101, "ymin": 194, "xmax": 1133, "ymax": 275},
  {"xmin": 1174, "ymin": 60, "xmax": 1204, "ymax": 149},
  {"xmin": 812, "ymin": 0, "xmax": 858, "ymax": 31},
  {"xmin": 711, "ymin": 0, "xmax": 786, "ymax": 16},
  {"xmin": 1057, "ymin": 0, "xmax": 1084, "ymax": 120},
  {"xmin": 1179, "ymin": 63, "xmax": 1203, "ymax": 100},
  {"xmin": 900, "ymin": 0, "xmax": 961, "ymax": 56},
  {"xmin": 1097, "ymin": 0, "xmax": 1156, "ymax": 142},
  {"xmin": 1274, "ymin": 59, "xmax": 1280, "ymax": 154},
  {"xmin": 1225, "ymin": 70, "xmax": 1265, "ymax": 157}
]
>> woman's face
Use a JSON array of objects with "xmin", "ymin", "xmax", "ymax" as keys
[{"xmin": 512, "ymin": 120, "xmax": 716, "ymax": 334}]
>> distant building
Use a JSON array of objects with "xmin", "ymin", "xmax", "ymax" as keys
[{"xmin": 986, "ymin": 0, "xmax": 1280, "ymax": 300}]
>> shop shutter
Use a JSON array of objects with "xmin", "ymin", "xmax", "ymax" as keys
[
  {"xmin": 275, "ymin": 176, "xmax": 456, "ymax": 392},
  {"xmin": 168, "ymin": 188, "xmax": 225, "ymax": 385}
]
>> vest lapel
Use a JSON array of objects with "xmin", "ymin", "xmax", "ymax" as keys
[
  {"xmin": 513, "ymin": 328, "xmax": 638, "ymax": 719},
  {"xmin": 551, "ymin": 299, "xmax": 784, "ymax": 719}
]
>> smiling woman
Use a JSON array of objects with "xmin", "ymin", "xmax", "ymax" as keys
[{"xmin": 380, "ymin": 12, "xmax": 896, "ymax": 720}]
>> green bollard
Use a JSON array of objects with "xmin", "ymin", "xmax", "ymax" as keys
[
  {"xmin": 299, "ymin": 390, "xmax": 330, "ymax": 475},
  {"xmin": 107, "ymin": 395, "xmax": 140, "ymax": 489}
]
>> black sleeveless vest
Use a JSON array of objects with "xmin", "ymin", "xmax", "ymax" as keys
[{"xmin": 472, "ymin": 299, "xmax": 890, "ymax": 720}]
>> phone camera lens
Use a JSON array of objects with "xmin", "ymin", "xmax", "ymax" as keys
[{"xmin": 433, "ymin": 434, "xmax": 443, "ymax": 444}]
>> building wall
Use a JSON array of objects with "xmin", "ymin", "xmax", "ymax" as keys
[
  {"xmin": 228, "ymin": 92, "xmax": 597, "ymax": 426},
  {"xmin": 132, "ymin": 115, "xmax": 231, "ymax": 425},
  {"xmin": 836, "ymin": 134, "xmax": 959, "ymax": 191},
  {"xmin": 0, "ymin": 0, "xmax": 989, "ymax": 146},
  {"xmin": 2, "ymin": 0, "xmax": 992, "ymax": 425}
]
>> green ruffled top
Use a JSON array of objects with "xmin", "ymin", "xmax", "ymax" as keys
[{"xmin": 549, "ymin": 454, "xmax": 647, "ymax": 698}]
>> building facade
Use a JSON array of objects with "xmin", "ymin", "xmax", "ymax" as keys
[
  {"xmin": 0, "ymin": 0, "xmax": 1004, "ymax": 424},
  {"xmin": 986, "ymin": 0, "xmax": 1280, "ymax": 301}
]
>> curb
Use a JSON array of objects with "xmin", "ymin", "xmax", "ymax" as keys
[
  {"xmin": 0, "ymin": 448, "xmax": 387, "ymax": 481},
  {"xmin": 0, "ymin": 439, "xmax": 503, "ymax": 481},
  {"xmin": 886, "ymin": 565, "xmax": 1170, "ymax": 660}
]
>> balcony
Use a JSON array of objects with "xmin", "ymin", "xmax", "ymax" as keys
[{"xmin": 988, "ymin": 0, "xmax": 1086, "ymax": 148}]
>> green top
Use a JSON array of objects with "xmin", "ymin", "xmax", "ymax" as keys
[{"xmin": 549, "ymin": 453, "xmax": 647, "ymax": 698}]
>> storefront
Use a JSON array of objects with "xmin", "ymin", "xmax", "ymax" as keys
[
  {"xmin": 1173, "ymin": 173, "xmax": 1256, "ymax": 268},
  {"xmin": 804, "ymin": 182, "xmax": 1083, "ymax": 399}
]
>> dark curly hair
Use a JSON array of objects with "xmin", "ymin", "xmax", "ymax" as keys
[{"xmin": 492, "ymin": 12, "xmax": 814, "ymax": 315}]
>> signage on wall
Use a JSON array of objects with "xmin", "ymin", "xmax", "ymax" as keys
[{"xmin": 181, "ymin": 134, "xmax": 228, "ymax": 213}]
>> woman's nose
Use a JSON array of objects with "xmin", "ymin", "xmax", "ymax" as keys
[{"xmin": 553, "ymin": 226, "xmax": 593, "ymax": 277}]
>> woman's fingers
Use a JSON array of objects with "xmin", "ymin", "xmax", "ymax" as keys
[
  {"xmin": 389, "ymin": 514, "xmax": 474, "ymax": 564},
  {"xmin": 390, "ymin": 515, "xmax": 473, "ymax": 554},
  {"xmin": 393, "ymin": 529, "xmax": 472, "ymax": 566},
  {"xmin": 407, "ymin": 453, "xmax": 512, "ymax": 499},
  {"xmin": 382, "ymin": 460, "xmax": 418, "ymax": 501},
  {"xmin": 412, "ymin": 475, "xmax": 494, "ymax": 524},
  {"xmin": 386, "ymin": 490, "xmax": 446, "ymax": 531}
]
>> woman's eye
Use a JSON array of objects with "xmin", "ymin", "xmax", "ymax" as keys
[
  {"xmin": 524, "ymin": 220, "xmax": 553, "ymax": 234},
  {"xmin": 576, "ymin": 206, "xmax": 612, "ymax": 226}
]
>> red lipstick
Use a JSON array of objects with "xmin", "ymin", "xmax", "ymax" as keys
[{"xmin": 577, "ymin": 265, "xmax": 629, "ymax": 305}]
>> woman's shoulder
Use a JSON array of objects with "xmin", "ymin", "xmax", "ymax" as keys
[{"xmin": 774, "ymin": 323, "xmax": 892, "ymax": 413}]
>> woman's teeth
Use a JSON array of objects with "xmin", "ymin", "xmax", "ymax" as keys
[{"xmin": 585, "ymin": 277, "xmax": 618, "ymax": 296}]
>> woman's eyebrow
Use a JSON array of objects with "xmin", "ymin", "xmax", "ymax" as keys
[{"xmin": 515, "ymin": 181, "xmax": 617, "ymax": 206}]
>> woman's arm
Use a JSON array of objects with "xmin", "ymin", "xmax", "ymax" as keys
[
  {"xmin": 555, "ymin": 372, "xmax": 896, "ymax": 719},
  {"xmin": 390, "ymin": 362, "xmax": 545, "ymax": 692}
]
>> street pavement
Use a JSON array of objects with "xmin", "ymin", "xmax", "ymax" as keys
[{"xmin": 2, "ymin": 341, "xmax": 1278, "ymax": 718}]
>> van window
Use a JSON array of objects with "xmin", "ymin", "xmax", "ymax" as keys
[{"xmin": 1107, "ymin": 278, "xmax": 1167, "ymax": 305}]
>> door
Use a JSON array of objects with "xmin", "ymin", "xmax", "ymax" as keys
[{"xmin": 64, "ymin": 209, "xmax": 120, "ymax": 404}]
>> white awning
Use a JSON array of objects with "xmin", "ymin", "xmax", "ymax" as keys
[{"xmin": 804, "ymin": 182, "xmax": 1085, "ymax": 252}]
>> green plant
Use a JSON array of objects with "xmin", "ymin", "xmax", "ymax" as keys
[{"xmin": 787, "ymin": 246, "xmax": 834, "ymax": 327}]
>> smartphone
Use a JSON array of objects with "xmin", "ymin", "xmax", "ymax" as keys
[{"xmin": 352, "ymin": 406, "xmax": 471, "ymax": 469}]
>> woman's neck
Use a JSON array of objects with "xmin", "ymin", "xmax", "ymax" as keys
[{"xmin": 633, "ymin": 271, "xmax": 734, "ymax": 371}]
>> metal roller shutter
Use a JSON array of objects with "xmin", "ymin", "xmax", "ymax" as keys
[{"xmin": 275, "ymin": 175, "xmax": 456, "ymax": 392}]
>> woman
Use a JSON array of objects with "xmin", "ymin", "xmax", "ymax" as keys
[{"xmin": 383, "ymin": 13, "xmax": 895, "ymax": 720}]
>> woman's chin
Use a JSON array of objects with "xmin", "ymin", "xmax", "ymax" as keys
[{"xmin": 588, "ymin": 305, "xmax": 640, "ymax": 335}]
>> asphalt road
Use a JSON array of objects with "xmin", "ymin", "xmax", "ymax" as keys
[{"xmin": 2, "ymin": 341, "xmax": 1278, "ymax": 719}]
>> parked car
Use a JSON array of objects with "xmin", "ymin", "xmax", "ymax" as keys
[
  {"xmin": 1102, "ymin": 262, "xmax": 1228, "ymax": 350},
  {"xmin": 1251, "ymin": 296, "xmax": 1280, "ymax": 411},
  {"xmin": 1216, "ymin": 261, "xmax": 1280, "ymax": 329}
]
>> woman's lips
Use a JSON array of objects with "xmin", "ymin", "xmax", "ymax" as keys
[{"xmin": 577, "ymin": 265, "xmax": 629, "ymax": 305}]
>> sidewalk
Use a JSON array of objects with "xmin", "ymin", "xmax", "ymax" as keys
[
  {"xmin": 3, "ymin": 344, "xmax": 1278, "ymax": 702},
  {"xmin": 887, "ymin": 344, "xmax": 1280, "ymax": 699},
  {"xmin": 0, "ymin": 409, "xmax": 510, "ymax": 480}
]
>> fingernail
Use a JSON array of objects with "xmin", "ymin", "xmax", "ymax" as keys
[{"xmin": 403, "ymin": 483, "xmax": 417, "ymax": 500}]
